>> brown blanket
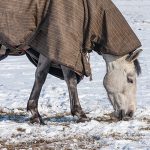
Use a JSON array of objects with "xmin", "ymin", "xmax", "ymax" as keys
[{"xmin": 0, "ymin": 0, "xmax": 141, "ymax": 77}]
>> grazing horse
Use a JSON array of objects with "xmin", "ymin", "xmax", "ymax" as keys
[
  {"xmin": 0, "ymin": 45, "xmax": 142, "ymax": 124},
  {"xmin": 0, "ymin": 0, "xmax": 142, "ymax": 124}
]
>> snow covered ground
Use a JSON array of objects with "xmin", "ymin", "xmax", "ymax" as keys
[{"xmin": 0, "ymin": 0, "xmax": 150, "ymax": 149}]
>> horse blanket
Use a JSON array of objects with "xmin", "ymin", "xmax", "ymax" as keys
[{"xmin": 0, "ymin": 0, "xmax": 141, "ymax": 78}]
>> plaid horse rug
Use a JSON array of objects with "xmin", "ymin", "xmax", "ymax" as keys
[{"xmin": 0, "ymin": 0, "xmax": 141, "ymax": 79}]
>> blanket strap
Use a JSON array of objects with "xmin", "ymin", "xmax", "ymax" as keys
[
  {"xmin": 82, "ymin": 48, "xmax": 93, "ymax": 81},
  {"xmin": 87, "ymin": 53, "xmax": 93, "ymax": 81},
  {"xmin": 0, "ymin": 44, "xmax": 7, "ymax": 55}
]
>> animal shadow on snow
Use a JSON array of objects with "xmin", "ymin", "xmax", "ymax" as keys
[
  {"xmin": 0, "ymin": 113, "xmax": 77, "ymax": 124},
  {"xmin": 0, "ymin": 112, "xmax": 118, "ymax": 124},
  {"xmin": 0, "ymin": 114, "xmax": 29, "ymax": 123}
]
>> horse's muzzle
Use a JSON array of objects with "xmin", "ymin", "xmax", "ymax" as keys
[{"xmin": 116, "ymin": 109, "xmax": 134, "ymax": 121}]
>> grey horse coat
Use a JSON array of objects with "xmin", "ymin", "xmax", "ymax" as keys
[{"xmin": 0, "ymin": 0, "xmax": 141, "ymax": 78}]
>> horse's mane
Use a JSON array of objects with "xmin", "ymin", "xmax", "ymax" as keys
[{"xmin": 134, "ymin": 59, "xmax": 141, "ymax": 76}]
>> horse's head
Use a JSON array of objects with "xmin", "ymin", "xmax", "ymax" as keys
[{"xmin": 102, "ymin": 49, "xmax": 142, "ymax": 120}]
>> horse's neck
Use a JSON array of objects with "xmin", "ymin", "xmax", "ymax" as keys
[{"xmin": 102, "ymin": 53, "xmax": 127, "ymax": 72}]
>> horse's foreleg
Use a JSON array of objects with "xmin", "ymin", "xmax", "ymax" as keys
[
  {"xmin": 27, "ymin": 54, "xmax": 50, "ymax": 124},
  {"xmin": 61, "ymin": 66, "xmax": 89, "ymax": 122}
]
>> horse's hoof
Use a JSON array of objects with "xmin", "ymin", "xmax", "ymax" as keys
[
  {"xmin": 80, "ymin": 113, "xmax": 88, "ymax": 119},
  {"xmin": 77, "ymin": 117, "xmax": 91, "ymax": 123},
  {"xmin": 71, "ymin": 110, "xmax": 88, "ymax": 119},
  {"xmin": 29, "ymin": 117, "xmax": 46, "ymax": 125}
]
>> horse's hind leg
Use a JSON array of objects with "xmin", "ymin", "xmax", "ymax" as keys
[
  {"xmin": 61, "ymin": 66, "xmax": 89, "ymax": 122},
  {"xmin": 27, "ymin": 54, "xmax": 50, "ymax": 124}
]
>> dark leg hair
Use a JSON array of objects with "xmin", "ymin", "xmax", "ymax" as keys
[
  {"xmin": 61, "ymin": 65, "xmax": 89, "ymax": 122},
  {"xmin": 27, "ymin": 54, "xmax": 50, "ymax": 124}
]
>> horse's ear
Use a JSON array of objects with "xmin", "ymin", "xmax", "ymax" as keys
[{"xmin": 126, "ymin": 49, "xmax": 142, "ymax": 62}]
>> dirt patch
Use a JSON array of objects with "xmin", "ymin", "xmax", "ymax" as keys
[{"xmin": 0, "ymin": 135, "xmax": 102, "ymax": 150}]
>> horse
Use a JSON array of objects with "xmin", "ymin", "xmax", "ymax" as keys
[
  {"xmin": 0, "ymin": 0, "xmax": 143, "ymax": 124},
  {"xmin": 0, "ymin": 44, "xmax": 142, "ymax": 124}
]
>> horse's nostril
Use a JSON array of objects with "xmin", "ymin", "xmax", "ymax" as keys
[
  {"xmin": 118, "ymin": 109, "xmax": 126, "ymax": 120},
  {"xmin": 127, "ymin": 110, "xmax": 134, "ymax": 118}
]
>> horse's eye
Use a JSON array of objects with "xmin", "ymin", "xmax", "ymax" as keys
[{"xmin": 127, "ymin": 76, "xmax": 134, "ymax": 84}]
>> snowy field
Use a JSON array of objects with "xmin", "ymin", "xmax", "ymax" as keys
[{"xmin": 0, "ymin": 0, "xmax": 150, "ymax": 149}]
